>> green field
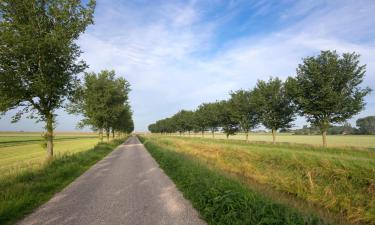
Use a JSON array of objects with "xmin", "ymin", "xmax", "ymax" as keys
[
  {"xmin": 0, "ymin": 138, "xmax": 124, "ymax": 225},
  {"xmin": 0, "ymin": 132, "xmax": 99, "ymax": 177},
  {"xmin": 141, "ymin": 135, "xmax": 375, "ymax": 224},
  {"xmin": 177, "ymin": 132, "xmax": 375, "ymax": 149}
]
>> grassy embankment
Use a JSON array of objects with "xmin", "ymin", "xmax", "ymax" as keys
[
  {"xmin": 172, "ymin": 132, "xmax": 375, "ymax": 149},
  {"xmin": 140, "ymin": 135, "xmax": 375, "ymax": 225},
  {"xmin": 0, "ymin": 133, "xmax": 126, "ymax": 225}
]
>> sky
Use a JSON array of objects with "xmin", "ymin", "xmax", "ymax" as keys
[{"xmin": 1, "ymin": 0, "xmax": 375, "ymax": 132}]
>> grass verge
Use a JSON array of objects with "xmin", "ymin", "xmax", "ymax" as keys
[
  {"xmin": 139, "ymin": 136, "xmax": 325, "ymax": 225},
  {"xmin": 143, "ymin": 135, "xmax": 375, "ymax": 224},
  {"xmin": 0, "ymin": 139, "xmax": 125, "ymax": 225}
]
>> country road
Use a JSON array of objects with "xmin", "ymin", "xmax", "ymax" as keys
[{"xmin": 19, "ymin": 136, "xmax": 206, "ymax": 225}]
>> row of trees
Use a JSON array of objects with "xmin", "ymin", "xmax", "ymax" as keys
[
  {"xmin": 0, "ymin": 0, "xmax": 134, "ymax": 157},
  {"xmin": 68, "ymin": 70, "xmax": 134, "ymax": 141},
  {"xmin": 149, "ymin": 51, "xmax": 371, "ymax": 147}
]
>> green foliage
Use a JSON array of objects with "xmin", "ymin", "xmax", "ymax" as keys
[
  {"xmin": 229, "ymin": 90, "xmax": 260, "ymax": 137},
  {"xmin": 68, "ymin": 70, "xmax": 133, "ymax": 137},
  {"xmin": 200, "ymin": 102, "xmax": 221, "ymax": 134},
  {"xmin": 252, "ymin": 77, "xmax": 295, "ymax": 132},
  {"xmin": 0, "ymin": 0, "xmax": 96, "ymax": 156},
  {"xmin": 0, "ymin": 139, "xmax": 123, "ymax": 225},
  {"xmin": 287, "ymin": 50, "xmax": 371, "ymax": 136},
  {"xmin": 173, "ymin": 110, "xmax": 195, "ymax": 133},
  {"xmin": 140, "ymin": 136, "xmax": 324, "ymax": 225},
  {"xmin": 217, "ymin": 100, "xmax": 239, "ymax": 138},
  {"xmin": 356, "ymin": 116, "xmax": 375, "ymax": 134}
]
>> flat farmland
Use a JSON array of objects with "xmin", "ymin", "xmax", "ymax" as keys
[
  {"xmin": 184, "ymin": 133, "xmax": 375, "ymax": 149},
  {"xmin": 0, "ymin": 132, "xmax": 99, "ymax": 177}
]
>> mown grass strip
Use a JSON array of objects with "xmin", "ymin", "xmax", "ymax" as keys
[
  {"xmin": 139, "ymin": 136, "xmax": 325, "ymax": 225},
  {"xmin": 0, "ymin": 139, "xmax": 125, "ymax": 225}
]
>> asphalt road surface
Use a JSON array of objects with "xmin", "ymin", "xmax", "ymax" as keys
[{"xmin": 19, "ymin": 136, "xmax": 206, "ymax": 225}]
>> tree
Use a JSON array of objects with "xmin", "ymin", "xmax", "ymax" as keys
[
  {"xmin": 68, "ymin": 70, "xmax": 132, "ymax": 141},
  {"xmin": 217, "ymin": 100, "xmax": 239, "ymax": 139},
  {"xmin": 201, "ymin": 102, "xmax": 221, "ymax": 138},
  {"xmin": 253, "ymin": 77, "xmax": 295, "ymax": 143},
  {"xmin": 173, "ymin": 110, "xmax": 195, "ymax": 135},
  {"xmin": 356, "ymin": 116, "xmax": 375, "ymax": 134},
  {"xmin": 229, "ymin": 90, "xmax": 260, "ymax": 141},
  {"xmin": 287, "ymin": 51, "xmax": 371, "ymax": 147},
  {"xmin": 195, "ymin": 104, "xmax": 210, "ymax": 136},
  {"xmin": 0, "ymin": 0, "xmax": 95, "ymax": 157}
]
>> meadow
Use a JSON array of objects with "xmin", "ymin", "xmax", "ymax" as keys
[
  {"xmin": 178, "ymin": 132, "xmax": 375, "ymax": 149},
  {"xmin": 0, "ymin": 132, "xmax": 99, "ymax": 177},
  {"xmin": 141, "ymin": 135, "xmax": 375, "ymax": 224}
]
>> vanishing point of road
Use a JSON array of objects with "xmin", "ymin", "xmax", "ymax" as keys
[{"xmin": 19, "ymin": 136, "xmax": 206, "ymax": 225}]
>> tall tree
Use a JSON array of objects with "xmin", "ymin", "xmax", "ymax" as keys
[
  {"xmin": 217, "ymin": 100, "xmax": 239, "ymax": 139},
  {"xmin": 229, "ymin": 90, "xmax": 260, "ymax": 141},
  {"xmin": 201, "ymin": 102, "xmax": 221, "ymax": 138},
  {"xmin": 0, "ymin": 0, "xmax": 95, "ymax": 157},
  {"xmin": 68, "ymin": 70, "xmax": 131, "ymax": 141},
  {"xmin": 356, "ymin": 116, "xmax": 375, "ymax": 135},
  {"xmin": 287, "ymin": 51, "xmax": 371, "ymax": 147},
  {"xmin": 195, "ymin": 104, "xmax": 210, "ymax": 136},
  {"xmin": 253, "ymin": 77, "xmax": 295, "ymax": 143}
]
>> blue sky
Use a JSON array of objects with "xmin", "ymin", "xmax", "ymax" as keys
[{"xmin": 1, "ymin": 0, "xmax": 375, "ymax": 132}]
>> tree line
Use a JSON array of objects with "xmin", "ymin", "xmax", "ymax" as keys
[
  {"xmin": 0, "ymin": 0, "xmax": 134, "ymax": 157},
  {"xmin": 293, "ymin": 116, "xmax": 375, "ymax": 135},
  {"xmin": 149, "ymin": 51, "xmax": 372, "ymax": 147}
]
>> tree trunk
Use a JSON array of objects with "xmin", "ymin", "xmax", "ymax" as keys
[
  {"xmin": 245, "ymin": 131, "xmax": 249, "ymax": 142},
  {"xmin": 272, "ymin": 129, "xmax": 276, "ymax": 144},
  {"xmin": 226, "ymin": 133, "xmax": 229, "ymax": 139},
  {"xmin": 322, "ymin": 130, "xmax": 327, "ymax": 148},
  {"xmin": 99, "ymin": 129, "xmax": 103, "ymax": 142},
  {"xmin": 212, "ymin": 129, "xmax": 215, "ymax": 138},
  {"xmin": 201, "ymin": 130, "xmax": 204, "ymax": 137},
  {"xmin": 46, "ymin": 114, "xmax": 54, "ymax": 158},
  {"xmin": 112, "ymin": 129, "xmax": 115, "ymax": 139},
  {"xmin": 106, "ymin": 129, "xmax": 110, "ymax": 142}
]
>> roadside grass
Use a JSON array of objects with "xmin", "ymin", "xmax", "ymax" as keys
[
  {"xmin": 139, "ymin": 136, "xmax": 325, "ymax": 225},
  {"xmin": 173, "ymin": 132, "xmax": 375, "ymax": 149},
  {"xmin": 0, "ymin": 138, "xmax": 125, "ymax": 225},
  {"xmin": 142, "ymin": 135, "xmax": 375, "ymax": 224}
]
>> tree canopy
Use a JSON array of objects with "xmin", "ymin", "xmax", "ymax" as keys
[
  {"xmin": 68, "ymin": 70, "xmax": 133, "ymax": 141},
  {"xmin": 287, "ymin": 50, "xmax": 371, "ymax": 147},
  {"xmin": 356, "ymin": 116, "xmax": 375, "ymax": 135},
  {"xmin": 0, "ymin": 0, "xmax": 96, "ymax": 156}
]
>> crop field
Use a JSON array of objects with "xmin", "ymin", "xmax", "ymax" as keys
[
  {"xmin": 141, "ymin": 135, "xmax": 375, "ymax": 224},
  {"xmin": 0, "ymin": 132, "xmax": 99, "ymax": 177},
  {"xmin": 176, "ymin": 132, "xmax": 375, "ymax": 149}
]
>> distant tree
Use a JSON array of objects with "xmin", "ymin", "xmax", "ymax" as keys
[
  {"xmin": 205, "ymin": 102, "xmax": 222, "ymax": 138},
  {"xmin": 253, "ymin": 77, "xmax": 295, "ymax": 144},
  {"xmin": 173, "ymin": 110, "xmax": 196, "ymax": 135},
  {"xmin": 0, "ymin": 0, "xmax": 95, "ymax": 157},
  {"xmin": 217, "ymin": 100, "xmax": 239, "ymax": 139},
  {"xmin": 229, "ymin": 90, "xmax": 260, "ymax": 141},
  {"xmin": 287, "ymin": 51, "xmax": 371, "ymax": 147},
  {"xmin": 112, "ymin": 105, "xmax": 134, "ymax": 136},
  {"xmin": 356, "ymin": 116, "xmax": 375, "ymax": 134},
  {"xmin": 68, "ymin": 70, "xmax": 131, "ymax": 141},
  {"xmin": 195, "ymin": 104, "xmax": 210, "ymax": 136}
]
